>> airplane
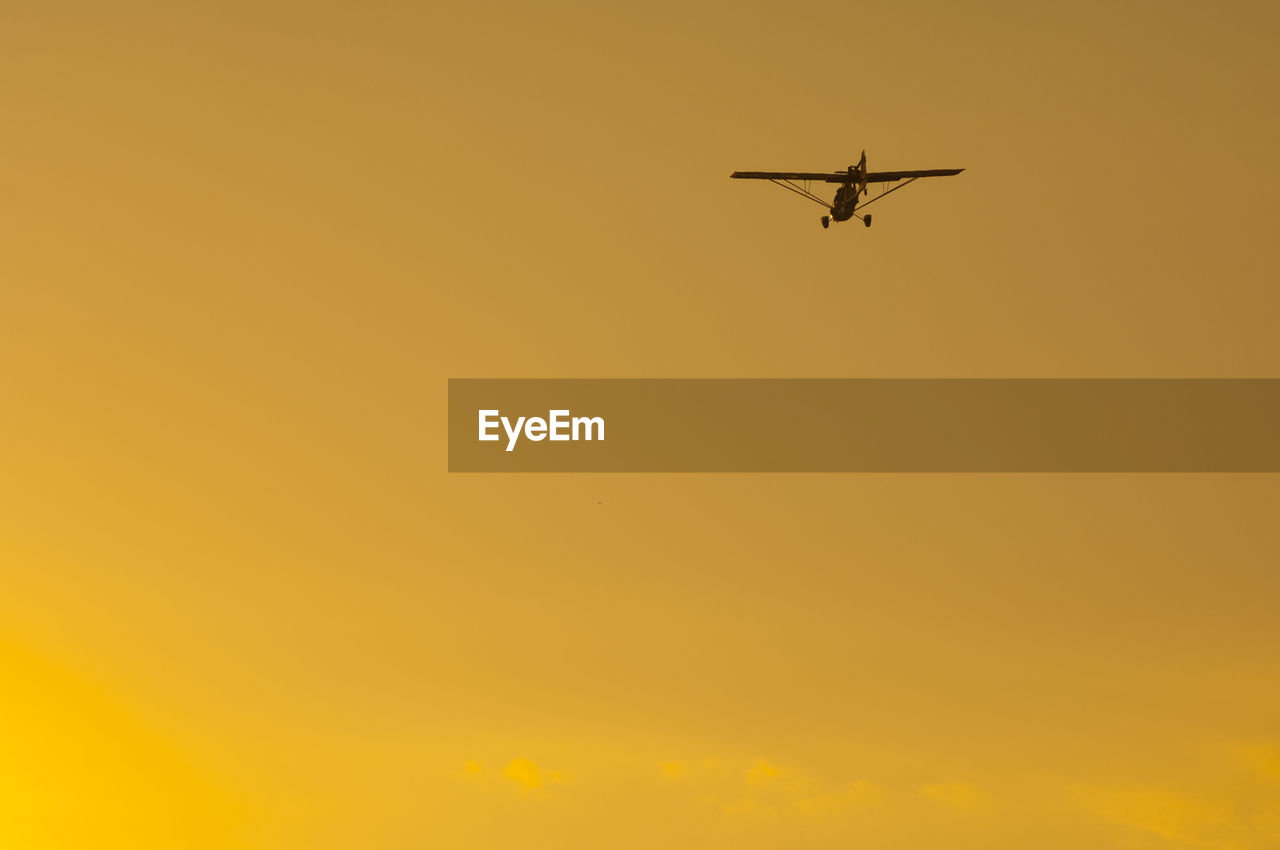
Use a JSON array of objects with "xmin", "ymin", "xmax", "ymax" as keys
[{"xmin": 731, "ymin": 151, "xmax": 963, "ymax": 229}]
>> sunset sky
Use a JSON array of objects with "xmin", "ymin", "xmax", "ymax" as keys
[{"xmin": 3, "ymin": 1, "xmax": 1280, "ymax": 847}]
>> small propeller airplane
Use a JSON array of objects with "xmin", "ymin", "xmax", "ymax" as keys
[{"xmin": 731, "ymin": 151, "xmax": 963, "ymax": 229}]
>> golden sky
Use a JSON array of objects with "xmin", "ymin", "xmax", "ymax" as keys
[{"xmin": 3, "ymin": 1, "xmax": 1280, "ymax": 847}]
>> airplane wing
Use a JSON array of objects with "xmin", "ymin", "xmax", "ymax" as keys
[
  {"xmin": 730, "ymin": 171, "xmax": 848, "ymax": 182},
  {"xmin": 865, "ymin": 168, "xmax": 964, "ymax": 183},
  {"xmin": 731, "ymin": 168, "xmax": 963, "ymax": 183}
]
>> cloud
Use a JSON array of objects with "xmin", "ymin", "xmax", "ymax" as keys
[
  {"xmin": 919, "ymin": 782, "xmax": 985, "ymax": 811},
  {"xmin": 745, "ymin": 758, "xmax": 784, "ymax": 789},
  {"xmin": 499, "ymin": 758, "xmax": 568, "ymax": 791},
  {"xmin": 846, "ymin": 779, "xmax": 882, "ymax": 804},
  {"xmin": 503, "ymin": 757, "xmax": 544, "ymax": 789},
  {"xmin": 1234, "ymin": 744, "xmax": 1280, "ymax": 782},
  {"xmin": 662, "ymin": 757, "xmax": 882, "ymax": 823},
  {"xmin": 1079, "ymin": 786, "xmax": 1237, "ymax": 848},
  {"xmin": 1076, "ymin": 744, "xmax": 1280, "ymax": 850}
]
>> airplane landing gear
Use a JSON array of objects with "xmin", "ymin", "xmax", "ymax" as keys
[
  {"xmin": 863, "ymin": 214, "xmax": 872, "ymax": 228},
  {"xmin": 821, "ymin": 215, "xmax": 831, "ymax": 229}
]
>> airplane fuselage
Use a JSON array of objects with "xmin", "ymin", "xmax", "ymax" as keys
[
  {"xmin": 830, "ymin": 161, "xmax": 868, "ymax": 223},
  {"xmin": 831, "ymin": 182, "xmax": 861, "ymax": 222}
]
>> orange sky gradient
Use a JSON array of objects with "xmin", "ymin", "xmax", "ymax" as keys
[{"xmin": 3, "ymin": 1, "xmax": 1280, "ymax": 847}]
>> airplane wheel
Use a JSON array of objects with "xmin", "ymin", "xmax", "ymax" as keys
[
  {"xmin": 864, "ymin": 215, "xmax": 872, "ymax": 228},
  {"xmin": 821, "ymin": 216, "xmax": 830, "ymax": 229}
]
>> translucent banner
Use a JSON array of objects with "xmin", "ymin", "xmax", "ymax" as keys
[{"xmin": 448, "ymin": 379, "xmax": 1280, "ymax": 472}]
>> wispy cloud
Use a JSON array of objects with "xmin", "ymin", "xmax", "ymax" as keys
[{"xmin": 1075, "ymin": 743, "xmax": 1280, "ymax": 850}]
